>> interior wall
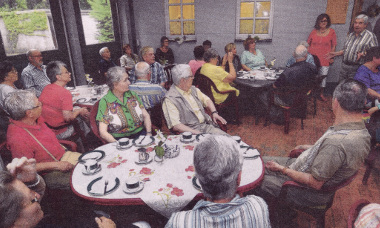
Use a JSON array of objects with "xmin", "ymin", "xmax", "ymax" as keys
[{"xmin": 133, "ymin": 0, "xmax": 357, "ymax": 83}]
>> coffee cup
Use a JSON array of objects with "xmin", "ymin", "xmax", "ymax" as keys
[
  {"xmin": 232, "ymin": 136, "xmax": 241, "ymax": 144},
  {"xmin": 181, "ymin": 132, "xmax": 192, "ymax": 141},
  {"xmin": 126, "ymin": 177, "xmax": 140, "ymax": 189},
  {"xmin": 260, "ymin": 66, "xmax": 266, "ymax": 70},
  {"xmin": 139, "ymin": 151, "xmax": 149, "ymax": 162},
  {"xmin": 118, "ymin": 138, "xmax": 129, "ymax": 148},
  {"xmin": 84, "ymin": 159, "xmax": 99, "ymax": 173}
]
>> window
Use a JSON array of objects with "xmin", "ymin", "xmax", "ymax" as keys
[
  {"xmin": 0, "ymin": 0, "xmax": 58, "ymax": 56},
  {"xmin": 79, "ymin": 0, "xmax": 115, "ymax": 45},
  {"xmin": 165, "ymin": 0, "xmax": 195, "ymax": 41},
  {"xmin": 236, "ymin": 0, "xmax": 274, "ymax": 40}
]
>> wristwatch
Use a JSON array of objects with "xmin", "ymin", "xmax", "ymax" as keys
[{"xmin": 211, "ymin": 111, "xmax": 218, "ymax": 115}]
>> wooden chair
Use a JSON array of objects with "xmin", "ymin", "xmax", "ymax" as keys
[
  {"xmin": 89, "ymin": 101, "xmax": 108, "ymax": 145},
  {"xmin": 265, "ymin": 86, "xmax": 311, "ymax": 134},
  {"xmin": 164, "ymin": 64, "xmax": 175, "ymax": 90},
  {"xmin": 347, "ymin": 199, "xmax": 370, "ymax": 228},
  {"xmin": 194, "ymin": 73, "xmax": 239, "ymax": 124},
  {"xmin": 362, "ymin": 143, "xmax": 380, "ymax": 185},
  {"xmin": 363, "ymin": 111, "xmax": 380, "ymax": 184}
]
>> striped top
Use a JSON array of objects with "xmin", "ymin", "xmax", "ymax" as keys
[
  {"xmin": 343, "ymin": 30, "xmax": 378, "ymax": 65},
  {"xmin": 21, "ymin": 63, "xmax": 50, "ymax": 97},
  {"xmin": 129, "ymin": 62, "xmax": 167, "ymax": 85},
  {"xmin": 129, "ymin": 80, "xmax": 166, "ymax": 109},
  {"xmin": 165, "ymin": 195, "xmax": 271, "ymax": 228},
  {"xmin": 354, "ymin": 203, "xmax": 380, "ymax": 228}
]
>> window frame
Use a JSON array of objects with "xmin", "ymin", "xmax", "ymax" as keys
[
  {"xmin": 164, "ymin": 0, "xmax": 196, "ymax": 41},
  {"xmin": 235, "ymin": 0, "xmax": 274, "ymax": 40}
]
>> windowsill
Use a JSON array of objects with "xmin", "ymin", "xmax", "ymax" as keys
[{"xmin": 235, "ymin": 38, "xmax": 272, "ymax": 43}]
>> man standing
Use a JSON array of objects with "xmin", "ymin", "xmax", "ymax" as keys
[
  {"xmin": 21, "ymin": 49, "xmax": 50, "ymax": 97},
  {"xmin": 129, "ymin": 46, "xmax": 167, "ymax": 87},
  {"xmin": 328, "ymin": 14, "xmax": 378, "ymax": 81}
]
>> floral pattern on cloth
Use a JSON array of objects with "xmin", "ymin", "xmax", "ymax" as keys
[
  {"xmin": 127, "ymin": 167, "xmax": 154, "ymax": 181},
  {"xmin": 153, "ymin": 183, "xmax": 184, "ymax": 208},
  {"xmin": 106, "ymin": 154, "xmax": 127, "ymax": 168},
  {"xmin": 185, "ymin": 165, "xmax": 195, "ymax": 179}
]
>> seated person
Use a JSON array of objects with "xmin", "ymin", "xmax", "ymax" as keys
[
  {"xmin": 166, "ymin": 135, "xmax": 271, "ymax": 228},
  {"xmin": 286, "ymin": 41, "xmax": 316, "ymax": 67},
  {"xmin": 39, "ymin": 61, "xmax": 89, "ymax": 140},
  {"xmin": 5, "ymin": 90, "xmax": 77, "ymax": 190},
  {"xmin": 221, "ymin": 43, "xmax": 242, "ymax": 73},
  {"xmin": 188, "ymin": 45, "xmax": 205, "ymax": 76},
  {"xmin": 98, "ymin": 47, "xmax": 117, "ymax": 84},
  {"xmin": 96, "ymin": 66, "xmax": 152, "ymax": 143},
  {"xmin": 129, "ymin": 46, "xmax": 167, "ymax": 87},
  {"xmin": 162, "ymin": 64, "xmax": 227, "ymax": 135},
  {"xmin": 202, "ymin": 40, "xmax": 221, "ymax": 65},
  {"xmin": 240, "ymin": 37, "xmax": 266, "ymax": 70},
  {"xmin": 254, "ymin": 79, "xmax": 371, "ymax": 225},
  {"xmin": 21, "ymin": 49, "xmax": 50, "ymax": 97},
  {"xmin": 120, "ymin": 44, "xmax": 139, "ymax": 72},
  {"xmin": 354, "ymin": 46, "xmax": 380, "ymax": 106},
  {"xmin": 354, "ymin": 203, "xmax": 380, "ymax": 227},
  {"xmin": 155, "ymin": 36, "xmax": 175, "ymax": 65},
  {"xmin": 0, "ymin": 60, "xmax": 18, "ymax": 110},
  {"xmin": 129, "ymin": 62, "xmax": 166, "ymax": 110},
  {"xmin": 200, "ymin": 48, "xmax": 240, "ymax": 105}
]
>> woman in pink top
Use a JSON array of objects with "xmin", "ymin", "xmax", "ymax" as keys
[
  {"xmin": 307, "ymin": 13, "xmax": 337, "ymax": 101},
  {"xmin": 188, "ymin": 45, "xmax": 205, "ymax": 76}
]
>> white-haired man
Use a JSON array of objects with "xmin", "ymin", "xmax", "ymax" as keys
[
  {"xmin": 285, "ymin": 41, "xmax": 316, "ymax": 67},
  {"xmin": 98, "ymin": 47, "xmax": 116, "ymax": 84},
  {"xmin": 166, "ymin": 135, "xmax": 271, "ymax": 228},
  {"xmin": 162, "ymin": 64, "xmax": 227, "ymax": 135},
  {"xmin": 328, "ymin": 14, "xmax": 378, "ymax": 81},
  {"xmin": 21, "ymin": 49, "xmax": 50, "ymax": 97}
]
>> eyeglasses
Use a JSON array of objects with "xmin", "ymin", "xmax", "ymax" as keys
[
  {"xmin": 31, "ymin": 194, "xmax": 38, "ymax": 204},
  {"xmin": 9, "ymin": 69, "xmax": 17, "ymax": 74},
  {"xmin": 320, "ymin": 20, "xmax": 328, "ymax": 23},
  {"xmin": 29, "ymin": 101, "xmax": 42, "ymax": 110}
]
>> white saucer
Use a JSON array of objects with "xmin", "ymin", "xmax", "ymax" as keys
[
  {"xmin": 180, "ymin": 136, "xmax": 195, "ymax": 143},
  {"xmin": 82, "ymin": 164, "xmax": 102, "ymax": 175},
  {"xmin": 115, "ymin": 140, "xmax": 133, "ymax": 150},
  {"xmin": 122, "ymin": 181, "xmax": 144, "ymax": 194},
  {"xmin": 135, "ymin": 156, "xmax": 153, "ymax": 165}
]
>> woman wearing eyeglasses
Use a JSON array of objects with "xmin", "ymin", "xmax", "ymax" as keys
[
  {"xmin": 0, "ymin": 60, "xmax": 18, "ymax": 111},
  {"xmin": 307, "ymin": 13, "xmax": 337, "ymax": 101}
]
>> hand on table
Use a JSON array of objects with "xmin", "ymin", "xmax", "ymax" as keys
[
  {"xmin": 95, "ymin": 217, "xmax": 116, "ymax": 228},
  {"xmin": 56, "ymin": 161, "xmax": 74, "ymax": 172},
  {"xmin": 6, "ymin": 157, "xmax": 37, "ymax": 183},
  {"xmin": 265, "ymin": 160, "xmax": 284, "ymax": 172},
  {"xmin": 212, "ymin": 113, "xmax": 227, "ymax": 125}
]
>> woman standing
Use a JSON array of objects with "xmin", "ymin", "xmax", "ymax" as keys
[
  {"xmin": 240, "ymin": 37, "xmax": 266, "ymax": 71},
  {"xmin": 120, "ymin": 44, "xmax": 139, "ymax": 71},
  {"xmin": 155, "ymin": 36, "xmax": 175, "ymax": 65},
  {"xmin": 307, "ymin": 13, "xmax": 337, "ymax": 100}
]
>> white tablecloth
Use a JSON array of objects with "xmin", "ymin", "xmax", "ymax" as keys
[
  {"xmin": 71, "ymin": 135, "xmax": 263, "ymax": 218},
  {"xmin": 67, "ymin": 85, "xmax": 108, "ymax": 106}
]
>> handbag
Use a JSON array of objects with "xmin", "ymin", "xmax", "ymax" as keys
[{"xmin": 23, "ymin": 127, "xmax": 80, "ymax": 165}]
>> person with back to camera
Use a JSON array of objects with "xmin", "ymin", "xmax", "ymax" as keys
[{"xmin": 188, "ymin": 45, "xmax": 205, "ymax": 76}]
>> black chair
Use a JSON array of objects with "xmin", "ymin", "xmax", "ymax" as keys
[{"xmin": 164, "ymin": 64, "xmax": 175, "ymax": 90}]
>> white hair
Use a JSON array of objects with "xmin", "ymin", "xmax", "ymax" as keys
[
  {"xmin": 294, "ymin": 45, "xmax": 308, "ymax": 60},
  {"xmin": 135, "ymin": 62, "xmax": 150, "ymax": 78},
  {"xmin": 99, "ymin": 47, "xmax": 108, "ymax": 56},
  {"xmin": 171, "ymin": 64, "xmax": 192, "ymax": 86},
  {"xmin": 356, "ymin": 14, "xmax": 369, "ymax": 24}
]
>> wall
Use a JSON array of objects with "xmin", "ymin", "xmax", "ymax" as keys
[{"xmin": 133, "ymin": 0, "xmax": 357, "ymax": 83}]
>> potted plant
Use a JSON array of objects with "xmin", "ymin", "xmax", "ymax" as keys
[{"xmin": 154, "ymin": 141, "xmax": 165, "ymax": 162}]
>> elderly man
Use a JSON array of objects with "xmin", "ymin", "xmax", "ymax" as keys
[
  {"xmin": 328, "ymin": 14, "xmax": 378, "ymax": 81},
  {"xmin": 255, "ymin": 79, "xmax": 370, "ymax": 224},
  {"xmin": 285, "ymin": 41, "xmax": 316, "ymax": 67},
  {"xmin": 21, "ymin": 49, "xmax": 50, "ymax": 97},
  {"xmin": 129, "ymin": 62, "xmax": 166, "ymax": 110},
  {"xmin": 166, "ymin": 135, "xmax": 271, "ymax": 228},
  {"xmin": 98, "ymin": 47, "xmax": 116, "ymax": 84},
  {"xmin": 162, "ymin": 64, "xmax": 227, "ymax": 135},
  {"xmin": 129, "ymin": 46, "xmax": 167, "ymax": 87}
]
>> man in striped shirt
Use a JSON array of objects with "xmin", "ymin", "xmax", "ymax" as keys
[
  {"xmin": 165, "ymin": 135, "xmax": 271, "ymax": 228},
  {"xmin": 21, "ymin": 49, "xmax": 50, "ymax": 97},
  {"xmin": 327, "ymin": 14, "xmax": 378, "ymax": 81}
]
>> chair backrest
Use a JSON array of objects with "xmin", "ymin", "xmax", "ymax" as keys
[
  {"xmin": 89, "ymin": 101, "xmax": 107, "ymax": 145},
  {"xmin": 164, "ymin": 64, "xmax": 175, "ymax": 90},
  {"xmin": 193, "ymin": 74, "xmax": 217, "ymax": 104},
  {"xmin": 347, "ymin": 199, "xmax": 371, "ymax": 228},
  {"xmin": 321, "ymin": 171, "xmax": 358, "ymax": 192}
]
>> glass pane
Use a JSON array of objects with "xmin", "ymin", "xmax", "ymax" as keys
[
  {"xmin": 170, "ymin": 21, "xmax": 181, "ymax": 35},
  {"xmin": 183, "ymin": 5, "xmax": 194, "ymax": 19},
  {"xmin": 183, "ymin": 21, "xmax": 195, "ymax": 35},
  {"xmin": 255, "ymin": 19, "xmax": 269, "ymax": 34},
  {"xmin": 240, "ymin": 2, "xmax": 254, "ymax": 18},
  {"xmin": 80, "ymin": 0, "xmax": 115, "ymax": 45},
  {"xmin": 183, "ymin": 0, "xmax": 194, "ymax": 3},
  {"xmin": 169, "ymin": 0, "xmax": 180, "ymax": 3},
  {"xmin": 0, "ymin": 1, "xmax": 58, "ymax": 56},
  {"xmin": 256, "ymin": 2, "xmax": 271, "ymax": 17},
  {"xmin": 169, "ymin": 5, "xmax": 181, "ymax": 20},
  {"xmin": 240, "ymin": 19, "xmax": 253, "ymax": 34}
]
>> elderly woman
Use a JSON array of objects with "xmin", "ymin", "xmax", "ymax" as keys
[
  {"xmin": 200, "ymin": 48, "xmax": 239, "ymax": 105},
  {"xmin": 0, "ymin": 60, "xmax": 18, "ymax": 110},
  {"xmin": 166, "ymin": 135, "xmax": 270, "ymax": 227},
  {"xmin": 155, "ymin": 36, "xmax": 175, "ymax": 65},
  {"xmin": 5, "ymin": 90, "xmax": 76, "ymax": 190},
  {"xmin": 96, "ymin": 66, "xmax": 152, "ymax": 143},
  {"xmin": 240, "ymin": 37, "xmax": 267, "ymax": 71},
  {"xmin": 221, "ymin": 43, "xmax": 242, "ymax": 73},
  {"xmin": 120, "ymin": 44, "xmax": 139, "ymax": 71},
  {"xmin": 188, "ymin": 45, "xmax": 205, "ymax": 76}
]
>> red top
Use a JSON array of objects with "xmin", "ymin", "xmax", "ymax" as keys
[
  {"xmin": 39, "ymin": 84, "xmax": 73, "ymax": 134},
  {"xmin": 307, "ymin": 28, "xmax": 337, "ymax": 66},
  {"xmin": 7, "ymin": 117, "xmax": 66, "ymax": 163}
]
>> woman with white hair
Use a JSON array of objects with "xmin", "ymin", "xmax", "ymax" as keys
[
  {"xmin": 166, "ymin": 135, "xmax": 270, "ymax": 228},
  {"xmin": 96, "ymin": 66, "xmax": 152, "ymax": 143}
]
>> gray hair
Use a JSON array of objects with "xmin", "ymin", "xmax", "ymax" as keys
[
  {"xmin": 203, "ymin": 48, "xmax": 219, "ymax": 63},
  {"xmin": 4, "ymin": 90, "xmax": 36, "ymax": 120},
  {"xmin": 298, "ymin": 41, "xmax": 309, "ymax": 48},
  {"xmin": 194, "ymin": 135, "xmax": 243, "ymax": 201},
  {"xmin": 106, "ymin": 66, "xmax": 126, "ymax": 90},
  {"xmin": 171, "ymin": 64, "xmax": 192, "ymax": 86},
  {"xmin": 333, "ymin": 79, "xmax": 367, "ymax": 113},
  {"xmin": 356, "ymin": 14, "xmax": 369, "ymax": 24},
  {"xmin": 99, "ymin": 47, "xmax": 108, "ymax": 56},
  {"xmin": 0, "ymin": 171, "xmax": 23, "ymax": 228},
  {"xmin": 294, "ymin": 45, "xmax": 308, "ymax": 60},
  {"xmin": 140, "ymin": 46, "xmax": 154, "ymax": 59},
  {"xmin": 46, "ymin": 61, "xmax": 66, "ymax": 83},
  {"xmin": 26, "ymin": 49, "xmax": 38, "ymax": 59},
  {"xmin": 135, "ymin": 62, "xmax": 150, "ymax": 78}
]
